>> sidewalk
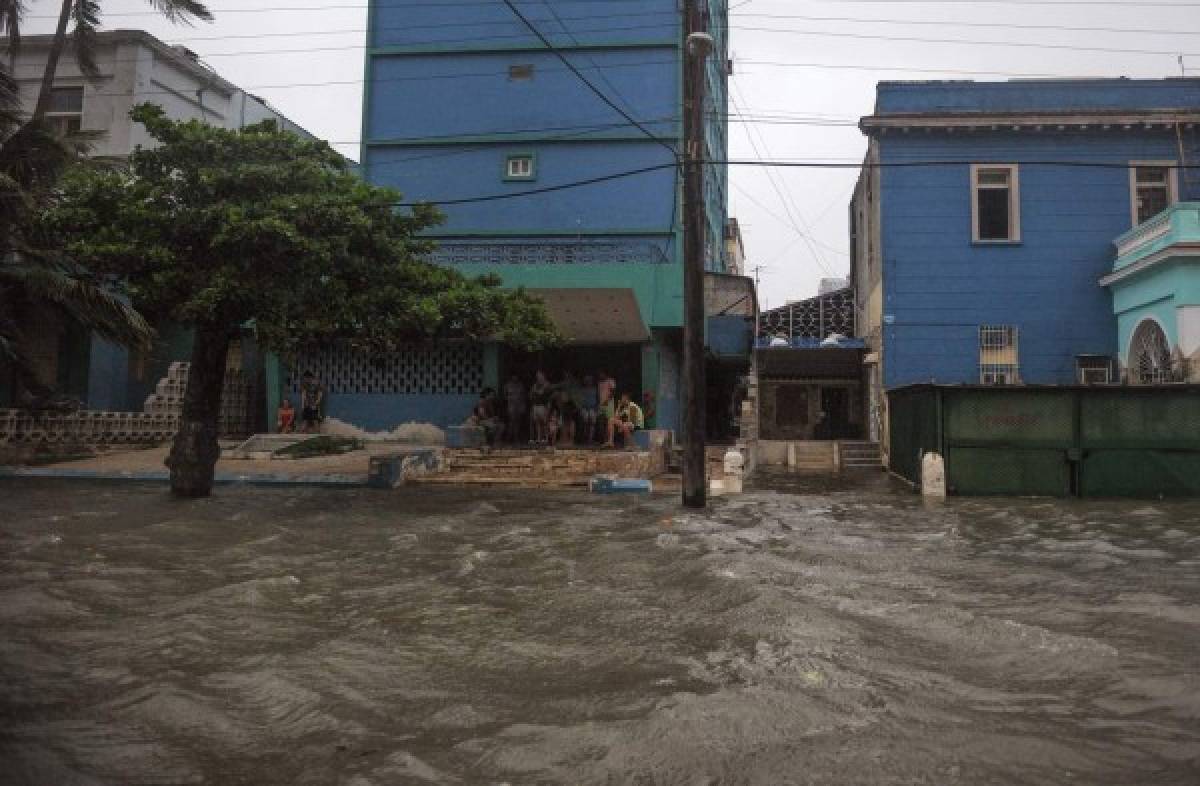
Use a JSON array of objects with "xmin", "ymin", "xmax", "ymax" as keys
[{"xmin": 0, "ymin": 443, "xmax": 409, "ymax": 486}]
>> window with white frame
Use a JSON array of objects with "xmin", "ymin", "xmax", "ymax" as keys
[
  {"xmin": 505, "ymin": 154, "xmax": 535, "ymax": 180},
  {"xmin": 979, "ymin": 325, "xmax": 1019, "ymax": 384},
  {"xmin": 1130, "ymin": 163, "xmax": 1177, "ymax": 226},
  {"xmin": 46, "ymin": 86, "xmax": 83, "ymax": 136},
  {"xmin": 971, "ymin": 164, "xmax": 1020, "ymax": 243},
  {"xmin": 1076, "ymin": 356, "xmax": 1112, "ymax": 385}
]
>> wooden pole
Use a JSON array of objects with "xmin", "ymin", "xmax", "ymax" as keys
[{"xmin": 682, "ymin": 8, "xmax": 710, "ymax": 508}]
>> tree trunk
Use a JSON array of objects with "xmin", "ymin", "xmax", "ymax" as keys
[
  {"xmin": 32, "ymin": 0, "xmax": 74, "ymax": 123},
  {"xmin": 167, "ymin": 324, "xmax": 232, "ymax": 498}
]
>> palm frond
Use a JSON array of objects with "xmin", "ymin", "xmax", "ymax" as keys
[
  {"xmin": 146, "ymin": 0, "xmax": 212, "ymax": 24},
  {"xmin": 0, "ymin": 1, "xmax": 21, "ymax": 46},
  {"xmin": 70, "ymin": 0, "xmax": 101, "ymax": 81},
  {"xmin": 0, "ymin": 257, "xmax": 155, "ymax": 350},
  {"xmin": 0, "ymin": 64, "xmax": 22, "ymax": 138},
  {"xmin": 0, "ymin": 121, "xmax": 80, "ymax": 203}
]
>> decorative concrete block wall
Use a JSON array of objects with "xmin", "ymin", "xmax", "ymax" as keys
[
  {"xmin": 1, "ymin": 357, "xmax": 258, "ymax": 449},
  {"xmin": 0, "ymin": 409, "xmax": 180, "ymax": 446},
  {"xmin": 141, "ymin": 361, "xmax": 255, "ymax": 438}
]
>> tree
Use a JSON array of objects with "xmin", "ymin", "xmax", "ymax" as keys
[
  {"xmin": 45, "ymin": 105, "xmax": 558, "ymax": 496},
  {"xmin": 1, "ymin": 8, "xmax": 153, "ymax": 407},
  {"xmin": 31, "ymin": 1, "xmax": 212, "ymax": 122}
]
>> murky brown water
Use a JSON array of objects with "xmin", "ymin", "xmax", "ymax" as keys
[{"xmin": 2, "ymin": 473, "xmax": 1199, "ymax": 784}]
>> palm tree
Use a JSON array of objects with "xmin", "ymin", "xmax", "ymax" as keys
[
  {"xmin": 0, "ymin": 2, "xmax": 204, "ymax": 405},
  {"xmin": 32, "ymin": 1, "xmax": 213, "ymax": 122}
]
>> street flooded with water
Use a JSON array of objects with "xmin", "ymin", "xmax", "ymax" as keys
[{"xmin": 2, "ymin": 472, "xmax": 1199, "ymax": 784}]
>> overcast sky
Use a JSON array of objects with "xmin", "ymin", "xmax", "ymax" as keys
[{"xmin": 20, "ymin": 0, "xmax": 1200, "ymax": 308}]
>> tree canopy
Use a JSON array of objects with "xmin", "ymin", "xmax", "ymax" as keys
[{"xmin": 45, "ymin": 104, "xmax": 559, "ymax": 355}]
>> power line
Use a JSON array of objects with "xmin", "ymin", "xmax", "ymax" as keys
[
  {"xmin": 730, "ymin": 80, "xmax": 833, "ymax": 276},
  {"xmin": 732, "ymin": 10, "xmax": 1200, "ymax": 37},
  {"xmin": 390, "ymin": 158, "xmax": 1200, "ymax": 208},
  {"xmin": 811, "ymin": 0, "xmax": 1200, "ymax": 6},
  {"xmin": 13, "ymin": 18, "xmax": 1200, "ymax": 65},
  {"xmin": 391, "ymin": 161, "xmax": 679, "ymax": 207},
  {"xmin": 496, "ymin": 0, "xmax": 679, "ymax": 157}
]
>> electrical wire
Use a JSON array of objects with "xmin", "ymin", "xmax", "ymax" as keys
[
  {"xmin": 388, "ymin": 158, "xmax": 1200, "ymax": 208},
  {"xmin": 497, "ymin": 0, "xmax": 678, "ymax": 157}
]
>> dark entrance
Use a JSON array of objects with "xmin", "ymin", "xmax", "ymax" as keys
[{"xmin": 819, "ymin": 387, "xmax": 851, "ymax": 440}]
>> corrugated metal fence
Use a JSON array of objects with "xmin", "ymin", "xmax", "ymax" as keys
[{"xmin": 888, "ymin": 385, "xmax": 1200, "ymax": 498}]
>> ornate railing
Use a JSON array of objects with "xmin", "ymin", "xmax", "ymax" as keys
[{"xmin": 430, "ymin": 242, "xmax": 670, "ymax": 266}]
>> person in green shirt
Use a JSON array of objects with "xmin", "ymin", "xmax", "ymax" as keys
[{"xmin": 605, "ymin": 392, "xmax": 644, "ymax": 449}]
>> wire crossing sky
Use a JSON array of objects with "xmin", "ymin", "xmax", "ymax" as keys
[{"xmin": 16, "ymin": 0, "xmax": 1200, "ymax": 307}]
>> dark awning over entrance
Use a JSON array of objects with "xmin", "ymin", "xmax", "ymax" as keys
[{"xmin": 531, "ymin": 288, "xmax": 649, "ymax": 344}]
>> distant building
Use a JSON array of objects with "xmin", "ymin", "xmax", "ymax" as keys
[
  {"xmin": 851, "ymin": 78, "xmax": 1200, "ymax": 444},
  {"xmin": 0, "ymin": 30, "xmax": 319, "ymax": 415},
  {"xmin": 724, "ymin": 218, "xmax": 746, "ymax": 276},
  {"xmin": 6, "ymin": 30, "xmax": 313, "ymax": 155},
  {"xmin": 818, "ymin": 277, "xmax": 848, "ymax": 296}
]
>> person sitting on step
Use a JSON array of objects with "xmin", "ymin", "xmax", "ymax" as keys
[{"xmin": 605, "ymin": 392, "xmax": 644, "ymax": 449}]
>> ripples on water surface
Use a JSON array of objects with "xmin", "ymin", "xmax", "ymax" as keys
[{"xmin": 1, "ymin": 472, "xmax": 1199, "ymax": 784}]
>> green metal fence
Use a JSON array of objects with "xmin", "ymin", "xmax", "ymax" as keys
[{"xmin": 887, "ymin": 385, "xmax": 1200, "ymax": 498}]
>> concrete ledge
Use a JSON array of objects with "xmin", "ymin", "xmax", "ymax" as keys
[{"xmin": 0, "ymin": 467, "xmax": 366, "ymax": 488}]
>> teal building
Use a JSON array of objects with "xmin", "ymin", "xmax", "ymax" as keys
[
  {"xmin": 284, "ymin": 0, "xmax": 733, "ymax": 434},
  {"xmin": 1103, "ymin": 202, "xmax": 1200, "ymax": 383}
]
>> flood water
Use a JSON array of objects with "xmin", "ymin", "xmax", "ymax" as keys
[{"xmin": 2, "ymin": 473, "xmax": 1199, "ymax": 785}]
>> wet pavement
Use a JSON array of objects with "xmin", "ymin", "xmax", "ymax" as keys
[{"xmin": 1, "ymin": 472, "xmax": 1198, "ymax": 784}]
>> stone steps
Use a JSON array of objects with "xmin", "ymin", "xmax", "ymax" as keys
[{"xmin": 840, "ymin": 441, "xmax": 882, "ymax": 469}]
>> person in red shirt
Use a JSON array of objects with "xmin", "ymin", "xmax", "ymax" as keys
[{"xmin": 277, "ymin": 398, "xmax": 296, "ymax": 434}]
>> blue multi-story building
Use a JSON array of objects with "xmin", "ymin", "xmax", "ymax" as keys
[
  {"xmin": 290, "ymin": 0, "xmax": 732, "ymax": 434},
  {"xmin": 850, "ymin": 79, "xmax": 1200, "ymax": 443}
]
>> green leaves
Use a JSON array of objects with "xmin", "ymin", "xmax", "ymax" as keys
[{"xmin": 46, "ymin": 103, "xmax": 559, "ymax": 361}]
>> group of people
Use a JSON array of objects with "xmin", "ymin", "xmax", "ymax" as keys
[{"xmin": 465, "ymin": 370, "xmax": 645, "ymax": 448}]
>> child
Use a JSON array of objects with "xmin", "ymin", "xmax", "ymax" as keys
[{"xmin": 277, "ymin": 398, "xmax": 296, "ymax": 433}]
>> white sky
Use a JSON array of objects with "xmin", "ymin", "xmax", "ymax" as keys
[{"xmin": 19, "ymin": 0, "xmax": 1200, "ymax": 308}]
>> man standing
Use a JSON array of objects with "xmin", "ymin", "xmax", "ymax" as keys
[{"xmin": 299, "ymin": 371, "xmax": 325, "ymax": 433}]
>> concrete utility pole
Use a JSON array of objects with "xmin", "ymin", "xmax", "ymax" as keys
[{"xmin": 682, "ymin": 6, "xmax": 713, "ymax": 509}]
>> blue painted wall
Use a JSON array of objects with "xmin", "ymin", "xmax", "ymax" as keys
[
  {"xmin": 87, "ymin": 338, "xmax": 130, "ymax": 411},
  {"xmin": 324, "ymin": 394, "xmax": 476, "ymax": 433},
  {"xmin": 875, "ymin": 80, "xmax": 1200, "ymax": 388},
  {"xmin": 363, "ymin": 0, "xmax": 730, "ymax": 285}
]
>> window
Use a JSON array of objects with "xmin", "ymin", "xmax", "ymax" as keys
[
  {"xmin": 1130, "ymin": 319, "xmax": 1175, "ymax": 384},
  {"xmin": 46, "ymin": 86, "xmax": 83, "ymax": 136},
  {"xmin": 1077, "ymin": 356, "xmax": 1112, "ymax": 385},
  {"xmin": 979, "ymin": 325, "xmax": 1019, "ymax": 384},
  {"xmin": 1130, "ymin": 162, "xmax": 1178, "ymax": 226},
  {"xmin": 971, "ymin": 164, "xmax": 1020, "ymax": 243},
  {"xmin": 508, "ymin": 64, "xmax": 534, "ymax": 81},
  {"xmin": 504, "ymin": 154, "xmax": 535, "ymax": 181}
]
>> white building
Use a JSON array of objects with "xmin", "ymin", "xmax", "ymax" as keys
[
  {"xmin": 1, "ymin": 29, "xmax": 321, "ymax": 415},
  {"xmin": 4, "ymin": 29, "xmax": 314, "ymax": 155}
]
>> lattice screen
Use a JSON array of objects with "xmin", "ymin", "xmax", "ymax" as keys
[
  {"xmin": 288, "ymin": 345, "xmax": 484, "ymax": 395},
  {"xmin": 759, "ymin": 287, "xmax": 855, "ymax": 340}
]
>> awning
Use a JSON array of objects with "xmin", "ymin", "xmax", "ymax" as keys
[{"xmin": 531, "ymin": 288, "xmax": 649, "ymax": 344}]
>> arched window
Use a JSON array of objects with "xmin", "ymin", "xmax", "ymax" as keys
[{"xmin": 1130, "ymin": 319, "xmax": 1173, "ymax": 385}]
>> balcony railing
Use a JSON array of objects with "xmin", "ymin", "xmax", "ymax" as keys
[
  {"xmin": 429, "ymin": 242, "xmax": 670, "ymax": 267},
  {"xmin": 1113, "ymin": 202, "xmax": 1200, "ymax": 269}
]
